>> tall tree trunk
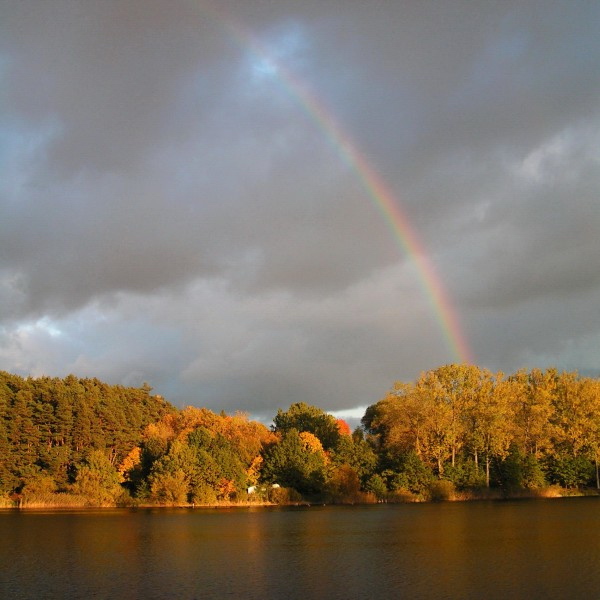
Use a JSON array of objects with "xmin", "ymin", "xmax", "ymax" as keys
[{"xmin": 485, "ymin": 456, "xmax": 490, "ymax": 488}]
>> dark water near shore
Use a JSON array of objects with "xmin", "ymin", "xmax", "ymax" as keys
[{"xmin": 1, "ymin": 498, "xmax": 600, "ymax": 599}]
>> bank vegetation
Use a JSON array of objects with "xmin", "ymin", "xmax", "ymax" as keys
[{"xmin": 2, "ymin": 365, "xmax": 600, "ymax": 508}]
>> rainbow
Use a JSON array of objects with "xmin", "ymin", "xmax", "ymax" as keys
[{"xmin": 198, "ymin": 3, "xmax": 473, "ymax": 365}]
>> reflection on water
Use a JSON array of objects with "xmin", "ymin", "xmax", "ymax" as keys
[{"xmin": 1, "ymin": 499, "xmax": 600, "ymax": 599}]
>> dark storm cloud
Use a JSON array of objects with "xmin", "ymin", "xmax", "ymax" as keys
[
  {"xmin": 1, "ymin": 0, "xmax": 233, "ymax": 173},
  {"xmin": 1, "ymin": 0, "xmax": 599, "ymax": 414},
  {"xmin": 1, "ymin": 0, "xmax": 397, "ymax": 320}
]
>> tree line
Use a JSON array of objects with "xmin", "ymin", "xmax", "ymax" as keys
[
  {"xmin": 0, "ymin": 371, "xmax": 173, "ymax": 505},
  {"xmin": 2, "ymin": 365, "xmax": 600, "ymax": 507},
  {"xmin": 363, "ymin": 364, "xmax": 600, "ymax": 495}
]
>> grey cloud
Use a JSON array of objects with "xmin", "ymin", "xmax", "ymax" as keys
[
  {"xmin": 459, "ymin": 127, "xmax": 600, "ymax": 309},
  {"xmin": 1, "ymin": 0, "xmax": 599, "ymax": 416},
  {"xmin": 1, "ymin": 0, "xmax": 233, "ymax": 174}
]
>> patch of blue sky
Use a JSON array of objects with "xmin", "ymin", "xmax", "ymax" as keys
[
  {"xmin": 0, "ymin": 116, "xmax": 62, "ymax": 202},
  {"xmin": 244, "ymin": 21, "xmax": 310, "ymax": 85}
]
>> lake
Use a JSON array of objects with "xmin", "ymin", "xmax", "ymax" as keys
[{"xmin": 1, "ymin": 498, "xmax": 599, "ymax": 599}]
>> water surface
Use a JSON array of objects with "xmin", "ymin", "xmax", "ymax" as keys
[{"xmin": 1, "ymin": 498, "xmax": 599, "ymax": 599}]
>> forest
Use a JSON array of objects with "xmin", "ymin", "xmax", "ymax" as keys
[{"xmin": 2, "ymin": 364, "xmax": 600, "ymax": 507}]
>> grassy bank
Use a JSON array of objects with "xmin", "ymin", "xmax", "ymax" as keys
[
  {"xmin": 3, "ymin": 486, "xmax": 599, "ymax": 510},
  {"xmin": 422, "ymin": 484, "xmax": 600, "ymax": 502}
]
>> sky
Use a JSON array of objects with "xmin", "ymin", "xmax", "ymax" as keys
[{"xmin": 1, "ymin": 0, "xmax": 599, "ymax": 423}]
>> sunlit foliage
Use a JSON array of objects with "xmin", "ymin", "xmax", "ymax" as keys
[
  {"xmin": 3, "ymin": 366, "xmax": 600, "ymax": 506},
  {"xmin": 364, "ymin": 365, "xmax": 600, "ymax": 494}
]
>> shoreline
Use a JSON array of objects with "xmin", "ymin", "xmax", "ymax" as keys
[{"xmin": 3, "ymin": 487, "xmax": 599, "ymax": 511}]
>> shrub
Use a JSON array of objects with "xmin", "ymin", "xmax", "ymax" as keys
[
  {"xmin": 544, "ymin": 455, "xmax": 595, "ymax": 489},
  {"xmin": 427, "ymin": 479, "xmax": 456, "ymax": 502},
  {"xmin": 73, "ymin": 450, "xmax": 123, "ymax": 506},
  {"xmin": 364, "ymin": 474, "xmax": 387, "ymax": 500},
  {"xmin": 149, "ymin": 469, "xmax": 188, "ymax": 505},
  {"xmin": 499, "ymin": 447, "xmax": 546, "ymax": 492},
  {"xmin": 269, "ymin": 486, "xmax": 303, "ymax": 504},
  {"xmin": 383, "ymin": 452, "xmax": 434, "ymax": 495},
  {"xmin": 444, "ymin": 460, "xmax": 486, "ymax": 490},
  {"xmin": 325, "ymin": 465, "xmax": 363, "ymax": 503},
  {"xmin": 190, "ymin": 484, "xmax": 218, "ymax": 504}
]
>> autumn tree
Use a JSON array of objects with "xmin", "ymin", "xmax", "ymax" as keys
[
  {"xmin": 462, "ymin": 371, "xmax": 513, "ymax": 487},
  {"xmin": 581, "ymin": 378, "xmax": 600, "ymax": 488},
  {"xmin": 273, "ymin": 402, "xmax": 341, "ymax": 450},
  {"xmin": 261, "ymin": 429, "xmax": 327, "ymax": 496},
  {"xmin": 329, "ymin": 433, "xmax": 377, "ymax": 484},
  {"xmin": 416, "ymin": 365, "xmax": 487, "ymax": 471},
  {"xmin": 509, "ymin": 369, "xmax": 557, "ymax": 458},
  {"xmin": 550, "ymin": 374, "xmax": 600, "ymax": 487}
]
